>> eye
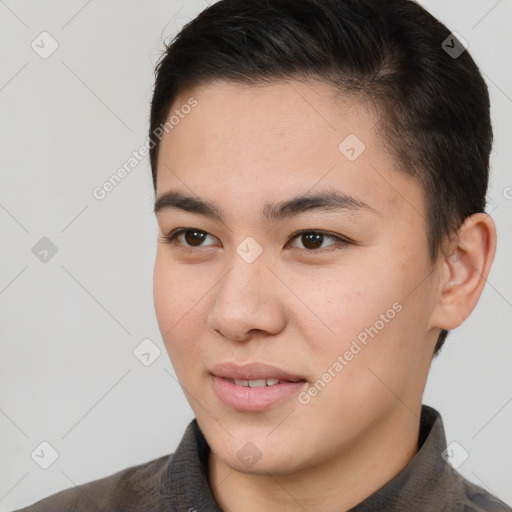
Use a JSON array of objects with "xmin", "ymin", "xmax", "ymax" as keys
[
  {"xmin": 160, "ymin": 228, "xmax": 352, "ymax": 253},
  {"xmin": 287, "ymin": 230, "xmax": 351, "ymax": 253},
  {"xmin": 160, "ymin": 228, "xmax": 218, "ymax": 251}
]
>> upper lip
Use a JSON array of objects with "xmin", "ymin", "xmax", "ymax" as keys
[{"xmin": 210, "ymin": 362, "xmax": 306, "ymax": 382}]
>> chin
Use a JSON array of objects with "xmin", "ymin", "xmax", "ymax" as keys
[
  {"xmin": 207, "ymin": 427, "xmax": 316, "ymax": 476},
  {"xmin": 218, "ymin": 449, "xmax": 304, "ymax": 476}
]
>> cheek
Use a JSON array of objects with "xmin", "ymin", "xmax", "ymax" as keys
[
  {"xmin": 153, "ymin": 256, "xmax": 179, "ymax": 333},
  {"xmin": 313, "ymin": 260, "xmax": 433, "ymax": 398},
  {"xmin": 153, "ymin": 255, "xmax": 205, "ymax": 359},
  {"xmin": 291, "ymin": 260, "xmax": 399, "ymax": 348},
  {"xmin": 293, "ymin": 255, "xmax": 423, "ymax": 395},
  {"xmin": 153, "ymin": 252, "xmax": 203, "ymax": 323},
  {"xmin": 295, "ymin": 295, "xmax": 412, "ymax": 430}
]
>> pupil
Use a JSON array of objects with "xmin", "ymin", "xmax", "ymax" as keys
[
  {"xmin": 185, "ymin": 230, "xmax": 205, "ymax": 246},
  {"xmin": 303, "ymin": 232, "xmax": 322, "ymax": 249}
]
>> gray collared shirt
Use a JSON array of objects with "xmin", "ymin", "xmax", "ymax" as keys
[{"xmin": 14, "ymin": 405, "xmax": 511, "ymax": 511}]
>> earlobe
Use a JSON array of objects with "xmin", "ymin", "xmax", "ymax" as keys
[{"xmin": 429, "ymin": 213, "xmax": 497, "ymax": 331}]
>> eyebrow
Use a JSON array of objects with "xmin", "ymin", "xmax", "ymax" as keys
[{"xmin": 153, "ymin": 188, "xmax": 378, "ymax": 223}]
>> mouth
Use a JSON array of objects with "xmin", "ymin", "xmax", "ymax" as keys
[
  {"xmin": 225, "ymin": 377, "xmax": 304, "ymax": 387},
  {"xmin": 210, "ymin": 361, "xmax": 306, "ymax": 382},
  {"xmin": 210, "ymin": 361, "xmax": 308, "ymax": 412}
]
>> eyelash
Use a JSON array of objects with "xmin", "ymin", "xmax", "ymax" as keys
[{"xmin": 160, "ymin": 228, "xmax": 353, "ymax": 255}]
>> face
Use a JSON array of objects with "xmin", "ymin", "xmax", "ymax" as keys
[{"xmin": 153, "ymin": 79, "xmax": 443, "ymax": 475}]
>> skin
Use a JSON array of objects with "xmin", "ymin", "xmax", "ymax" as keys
[{"xmin": 152, "ymin": 79, "xmax": 496, "ymax": 512}]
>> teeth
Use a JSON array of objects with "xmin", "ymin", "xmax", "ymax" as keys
[
  {"xmin": 248, "ymin": 379, "xmax": 266, "ymax": 388},
  {"xmin": 232, "ymin": 378, "xmax": 281, "ymax": 387}
]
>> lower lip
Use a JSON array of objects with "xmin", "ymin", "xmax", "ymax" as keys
[{"xmin": 211, "ymin": 375, "xmax": 307, "ymax": 412}]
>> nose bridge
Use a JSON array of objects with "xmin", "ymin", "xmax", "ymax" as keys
[
  {"xmin": 219, "ymin": 239, "xmax": 267, "ymax": 309},
  {"xmin": 208, "ymin": 237, "xmax": 284, "ymax": 339}
]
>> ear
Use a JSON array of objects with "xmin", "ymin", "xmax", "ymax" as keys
[{"xmin": 429, "ymin": 213, "xmax": 497, "ymax": 331}]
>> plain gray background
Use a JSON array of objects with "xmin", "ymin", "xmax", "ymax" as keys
[{"xmin": 0, "ymin": 1, "xmax": 511, "ymax": 510}]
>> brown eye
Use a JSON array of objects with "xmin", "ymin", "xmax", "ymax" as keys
[
  {"xmin": 162, "ymin": 228, "xmax": 351, "ymax": 254},
  {"xmin": 162, "ymin": 228, "xmax": 217, "ymax": 248},
  {"xmin": 300, "ymin": 232, "xmax": 324, "ymax": 250},
  {"xmin": 182, "ymin": 230, "xmax": 207, "ymax": 246},
  {"xmin": 289, "ymin": 230, "xmax": 349, "ymax": 252}
]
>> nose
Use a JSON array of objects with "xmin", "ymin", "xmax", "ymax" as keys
[{"xmin": 207, "ymin": 251, "xmax": 287, "ymax": 343}]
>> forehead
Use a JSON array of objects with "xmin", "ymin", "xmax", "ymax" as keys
[
  {"xmin": 161, "ymin": 79, "xmax": 372, "ymax": 165},
  {"xmin": 155, "ymin": 79, "xmax": 425, "ymax": 224}
]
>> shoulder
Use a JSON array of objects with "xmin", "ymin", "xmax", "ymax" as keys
[
  {"xmin": 450, "ymin": 469, "xmax": 512, "ymax": 512},
  {"xmin": 12, "ymin": 453, "xmax": 175, "ymax": 512},
  {"xmin": 417, "ymin": 406, "xmax": 511, "ymax": 511}
]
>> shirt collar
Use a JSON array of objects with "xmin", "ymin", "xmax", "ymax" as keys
[
  {"xmin": 349, "ymin": 405, "xmax": 455, "ymax": 511},
  {"xmin": 166, "ymin": 405, "xmax": 453, "ymax": 512}
]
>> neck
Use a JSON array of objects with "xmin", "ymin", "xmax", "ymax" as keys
[{"xmin": 207, "ymin": 407, "xmax": 421, "ymax": 512}]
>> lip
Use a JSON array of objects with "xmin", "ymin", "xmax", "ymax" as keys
[
  {"xmin": 210, "ymin": 362, "xmax": 307, "ymax": 412},
  {"xmin": 210, "ymin": 361, "xmax": 305, "ymax": 382}
]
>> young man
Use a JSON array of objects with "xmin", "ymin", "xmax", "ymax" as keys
[{"xmin": 14, "ymin": 0, "xmax": 510, "ymax": 511}]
